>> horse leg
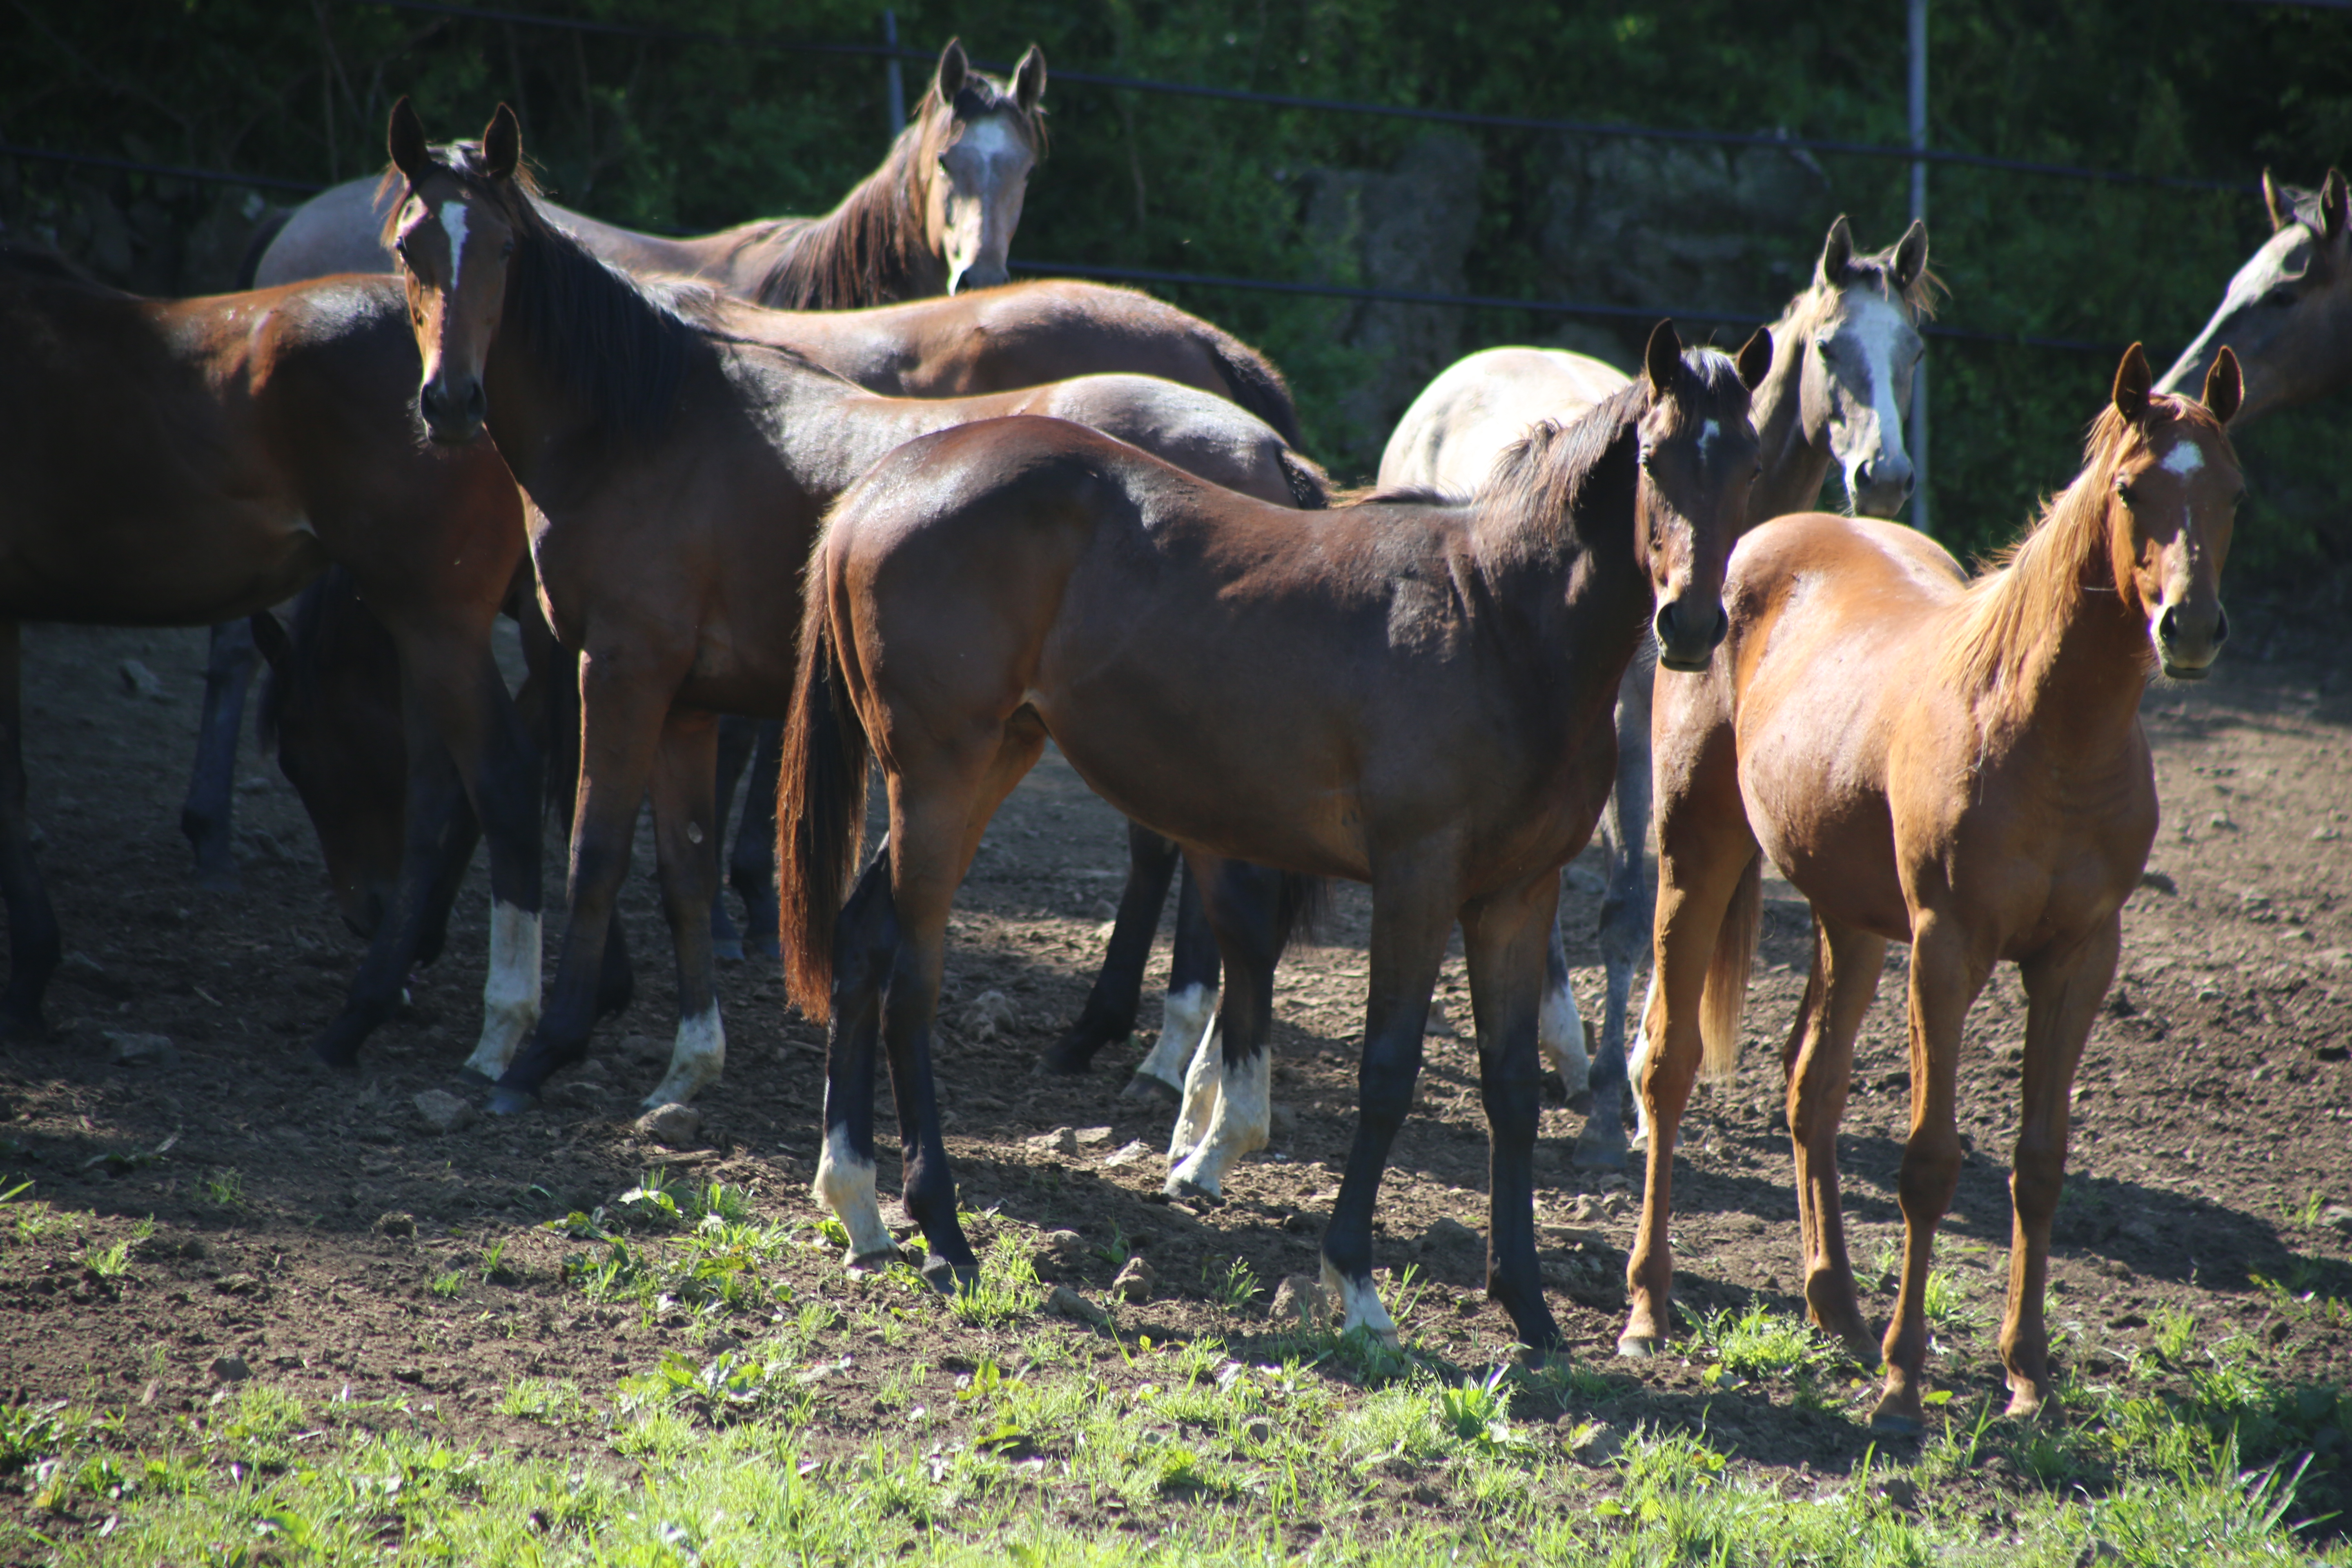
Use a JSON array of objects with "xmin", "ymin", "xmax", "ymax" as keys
[
  {"xmin": 1321, "ymin": 854, "xmax": 1456, "ymax": 1344},
  {"xmin": 1537, "ymin": 918, "xmax": 1588, "ymax": 1107},
  {"xmin": 1039, "ymin": 820, "xmax": 1178, "ymax": 1078},
  {"xmin": 489, "ymin": 649, "xmax": 673, "ymax": 1111},
  {"xmin": 1138, "ymin": 861, "xmax": 1222, "ymax": 1113},
  {"xmin": 2001, "ymin": 914, "xmax": 2118, "ymax": 1419},
  {"xmin": 1463, "ymin": 871, "xmax": 1566, "ymax": 1357},
  {"xmin": 181, "ymin": 619, "xmax": 261, "ymax": 891},
  {"xmin": 1165, "ymin": 858, "xmax": 1288, "ymax": 1201},
  {"xmin": 0, "ymin": 621, "xmax": 59, "ymax": 1038},
  {"xmin": 706, "ymin": 714, "xmax": 755, "ymax": 963},
  {"xmin": 1872, "ymin": 913, "xmax": 1992, "ymax": 1434},
  {"xmin": 1575, "ymin": 666, "xmax": 1651, "ymax": 1171},
  {"xmin": 728, "ymin": 719, "xmax": 783, "ymax": 963},
  {"xmin": 1784, "ymin": 913, "xmax": 1887, "ymax": 1362},
  {"xmin": 535, "ymin": 635, "xmax": 633, "ymax": 1019},
  {"xmin": 815, "ymin": 840, "xmax": 902, "ymax": 1270},
  {"xmin": 642, "ymin": 708, "xmax": 726, "ymax": 1108}
]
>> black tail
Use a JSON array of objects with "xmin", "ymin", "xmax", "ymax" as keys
[
  {"xmin": 1278, "ymin": 449, "xmax": 1333, "ymax": 509},
  {"xmin": 233, "ymin": 207, "xmax": 291, "ymax": 291},
  {"xmin": 777, "ymin": 580, "xmax": 871, "ymax": 1020},
  {"xmin": 1207, "ymin": 333, "xmax": 1308, "ymax": 453},
  {"xmin": 1273, "ymin": 872, "xmax": 1328, "ymax": 953}
]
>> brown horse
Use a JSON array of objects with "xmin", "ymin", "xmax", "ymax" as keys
[
  {"xmin": 2158, "ymin": 169, "xmax": 2351, "ymax": 426},
  {"xmin": 258, "ymin": 40, "xmax": 1045, "ymax": 304},
  {"xmin": 379, "ymin": 103, "xmax": 1320, "ymax": 1111},
  {"xmin": 0, "ymin": 244, "xmax": 539, "ymax": 1056},
  {"xmin": 776, "ymin": 322, "xmax": 1764, "ymax": 1352},
  {"xmin": 1626, "ymin": 345, "xmax": 2243, "ymax": 1431}
]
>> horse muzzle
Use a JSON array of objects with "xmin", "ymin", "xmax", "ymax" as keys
[
  {"xmin": 1654, "ymin": 599, "xmax": 1730, "ymax": 673},
  {"xmin": 948, "ymin": 258, "xmax": 1010, "ymax": 295},
  {"xmin": 2155, "ymin": 601, "xmax": 2229, "ymax": 682},
  {"xmin": 418, "ymin": 377, "xmax": 488, "ymax": 445},
  {"xmin": 1848, "ymin": 456, "xmax": 1916, "ymax": 521}
]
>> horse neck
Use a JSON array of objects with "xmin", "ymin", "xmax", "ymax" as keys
[
  {"xmin": 754, "ymin": 129, "xmax": 942, "ymax": 308},
  {"xmin": 1475, "ymin": 416, "xmax": 1652, "ymax": 688},
  {"xmin": 1748, "ymin": 291, "xmax": 1835, "ymax": 523}
]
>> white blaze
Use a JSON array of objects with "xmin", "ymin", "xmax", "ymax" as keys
[
  {"xmin": 642, "ymin": 1004, "xmax": 726, "ymax": 1110},
  {"xmin": 2160, "ymin": 440, "xmax": 2206, "ymax": 478},
  {"xmin": 439, "ymin": 200, "xmax": 470, "ymax": 292},
  {"xmin": 463, "ymin": 901, "xmax": 540, "ymax": 1079},
  {"xmin": 814, "ymin": 1125, "xmax": 897, "ymax": 1266}
]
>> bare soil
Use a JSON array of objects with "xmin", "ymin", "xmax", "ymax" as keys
[{"xmin": 0, "ymin": 617, "xmax": 2347, "ymax": 1541}]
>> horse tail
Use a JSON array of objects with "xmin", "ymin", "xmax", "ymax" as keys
[
  {"xmin": 1274, "ymin": 871, "xmax": 1328, "ymax": 953},
  {"xmin": 1207, "ymin": 335, "xmax": 1308, "ymax": 452},
  {"xmin": 1699, "ymin": 855, "xmax": 1762, "ymax": 1084},
  {"xmin": 777, "ymin": 576, "xmax": 871, "ymax": 1022},
  {"xmin": 1278, "ymin": 449, "xmax": 1333, "ymax": 510},
  {"xmin": 234, "ymin": 207, "xmax": 291, "ymax": 291}
]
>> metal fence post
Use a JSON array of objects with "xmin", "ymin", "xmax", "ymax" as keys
[
  {"xmin": 884, "ymin": 11, "xmax": 906, "ymax": 138},
  {"xmin": 1909, "ymin": 0, "xmax": 1931, "ymax": 536}
]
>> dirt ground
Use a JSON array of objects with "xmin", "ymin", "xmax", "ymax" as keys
[{"xmin": 0, "ymin": 614, "xmax": 2346, "ymax": 1541}]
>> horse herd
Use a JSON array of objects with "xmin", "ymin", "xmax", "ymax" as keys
[{"xmin": 2, "ymin": 42, "xmax": 2343, "ymax": 1433}]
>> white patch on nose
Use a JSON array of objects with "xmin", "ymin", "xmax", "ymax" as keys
[
  {"xmin": 2160, "ymin": 441, "xmax": 2206, "ymax": 478},
  {"xmin": 439, "ymin": 200, "xmax": 470, "ymax": 291}
]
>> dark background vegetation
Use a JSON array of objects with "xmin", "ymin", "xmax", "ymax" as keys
[{"xmin": 4, "ymin": 0, "xmax": 2349, "ymax": 586}]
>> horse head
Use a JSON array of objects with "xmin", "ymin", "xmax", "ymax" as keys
[
  {"xmin": 918, "ymin": 40, "xmax": 1047, "ymax": 295},
  {"xmin": 2157, "ymin": 169, "xmax": 2352, "ymax": 427},
  {"xmin": 1637, "ymin": 320, "xmax": 1771, "ymax": 671},
  {"xmin": 2108, "ymin": 343, "xmax": 2243, "ymax": 680},
  {"xmin": 1796, "ymin": 215, "xmax": 1932, "ymax": 519},
  {"xmin": 385, "ymin": 98, "xmax": 521, "ymax": 445}
]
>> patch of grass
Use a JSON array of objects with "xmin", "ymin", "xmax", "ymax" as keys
[
  {"xmin": 499, "ymin": 1377, "xmax": 592, "ymax": 1426},
  {"xmin": 198, "ymin": 1167, "xmax": 245, "ymax": 1208},
  {"xmin": 428, "ymin": 1269, "xmax": 467, "ymax": 1300},
  {"xmin": 80, "ymin": 1218, "xmax": 151, "ymax": 1281},
  {"xmin": 1922, "ymin": 1267, "xmax": 1979, "ymax": 1330},
  {"xmin": 944, "ymin": 1232, "xmax": 1042, "ymax": 1328},
  {"xmin": 1690, "ymin": 1301, "xmax": 1839, "ymax": 1383},
  {"xmin": 1202, "ymin": 1255, "xmax": 1259, "ymax": 1312},
  {"xmin": 10, "ymin": 1195, "xmax": 76, "ymax": 1245},
  {"xmin": 2151, "ymin": 1305, "xmax": 2201, "ymax": 1365}
]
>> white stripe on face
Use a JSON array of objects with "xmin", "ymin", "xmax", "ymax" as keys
[
  {"xmin": 440, "ymin": 200, "xmax": 470, "ymax": 291},
  {"xmin": 2160, "ymin": 440, "xmax": 2207, "ymax": 478}
]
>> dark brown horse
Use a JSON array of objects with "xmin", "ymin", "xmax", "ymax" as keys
[
  {"xmin": 777, "ymin": 323, "xmax": 1764, "ymax": 1352},
  {"xmin": 0, "ymin": 244, "xmax": 538, "ymax": 1057},
  {"xmin": 1628, "ymin": 346, "xmax": 2241, "ymax": 1430},
  {"xmin": 2158, "ymin": 169, "xmax": 2351, "ymax": 426},
  {"xmin": 379, "ymin": 104, "xmax": 1319, "ymax": 1111}
]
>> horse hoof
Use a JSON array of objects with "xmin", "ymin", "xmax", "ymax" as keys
[
  {"xmin": 712, "ymin": 935, "xmax": 745, "ymax": 964},
  {"xmin": 1123, "ymin": 1072, "xmax": 1182, "ymax": 1107},
  {"xmin": 920, "ymin": 1254, "xmax": 978, "ymax": 1295},
  {"xmin": 309, "ymin": 1042, "xmax": 361, "ymax": 1075},
  {"xmin": 847, "ymin": 1245, "xmax": 908, "ymax": 1278},
  {"xmin": 454, "ymin": 1066, "xmax": 494, "ymax": 1088},
  {"xmin": 1571, "ymin": 1136, "xmax": 1628, "ymax": 1174},
  {"xmin": 1867, "ymin": 1408, "xmax": 1924, "ymax": 1439},
  {"xmin": 486, "ymin": 1086, "xmax": 538, "ymax": 1117},
  {"xmin": 1615, "ymin": 1332, "xmax": 1659, "ymax": 1359},
  {"xmin": 1170, "ymin": 1178, "xmax": 1224, "ymax": 1207}
]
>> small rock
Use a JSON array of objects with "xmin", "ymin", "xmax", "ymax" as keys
[
  {"xmin": 634, "ymin": 1102, "xmax": 702, "ymax": 1147},
  {"xmin": 209, "ymin": 1355, "xmax": 251, "ymax": 1383},
  {"xmin": 920, "ymin": 1252, "xmax": 959, "ymax": 1294},
  {"xmin": 118, "ymin": 659, "xmax": 166, "ymax": 700},
  {"xmin": 1421, "ymin": 1215, "xmax": 1479, "ymax": 1252},
  {"xmin": 1028, "ymin": 1126, "xmax": 1080, "ymax": 1158},
  {"xmin": 1101, "ymin": 1139, "xmax": 1153, "ymax": 1168},
  {"xmin": 1046, "ymin": 1284, "xmax": 1109, "ymax": 1325},
  {"xmin": 1074, "ymin": 1125, "xmax": 1115, "ymax": 1147},
  {"xmin": 1110, "ymin": 1256, "xmax": 1155, "ymax": 1303},
  {"xmin": 412, "ymin": 1089, "xmax": 476, "ymax": 1135},
  {"xmin": 1042, "ymin": 1229, "xmax": 1086, "ymax": 1258},
  {"xmin": 1271, "ymin": 1274, "xmax": 1328, "ymax": 1326},
  {"xmin": 1423, "ymin": 996, "xmax": 1457, "ymax": 1038},
  {"xmin": 1089, "ymin": 899, "xmax": 1118, "ymax": 922},
  {"xmin": 2318, "ymin": 1204, "xmax": 2352, "ymax": 1238},
  {"xmin": 2138, "ymin": 869, "xmax": 2178, "ymax": 895},
  {"xmin": 963, "ymin": 990, "xmax": 1017, "ymax": 1043},
  {"xmin": 1243, "ymin": 1416, "xmax": 1275, "ymax": 1444},
  {"xmin": 1541, "ymin": 1223, "xmax": 1609, "ymax": 1248},
  {"xmin": 1568, "ymin": 1421, "xmax": 1624, "ymax": 1465},
  {"xmin": 374, "ymin": 1211, "xmax": 416, "ymax": 1238},
  {"xmin": 1541, "ymin": 1261, "xmax": 1576, "ymax": 1287},
  {"xmin": 104, "ymin": 1031, "xmax": 178, "ymax": 1069},
  {"xmin": 213, "ymin": 1272, "xmax": 261, "ymax": 1296},
  {"xmin": 1282, "ymin": 1209, "xmax": 1317, "ymax": 1235}
]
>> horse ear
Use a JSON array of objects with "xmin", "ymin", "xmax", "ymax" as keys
[
  {"xmin": 935, "ymin": 38, "xmax": 968, "ymax": 102},
  {"xmin": 1735, "ymin": 327, "xmax": 1773, "ymax": 392},
  {"xmin": 2263, "ymin": 169, "xmax": 2294, "ymax": 233},
  {"xmin": 1012, "ymin": 44, "xmax": 1047, "ymax": 115},
  {"xmin": 481, "ymin": 104, "xmax": 521, "ymax": 183},
  {"xmin": 2112, "ymin": 343, "xmax": 2152, "ymax": 425},
  {"xmin": 1891, "ymin": 219, "xmax": 1929, "ymax": 291},
  {"xmin": 2325, "ymin": 169, "xmax": 2350, "ymax": 242},
  {"xmin": 1816, "ymin": 215, "xmax": 1854, "ymax": 284},
  {"xmin": 2203, "ymin": 345, "xmax": 2243, "ymax": 427},
  {"xmin": 388, "ymin": 97, "xmax": 432, "ymax": 186},
  {"xmin": 1644, "ymin": 320, "xmax": 1682, "ymax": 399}
]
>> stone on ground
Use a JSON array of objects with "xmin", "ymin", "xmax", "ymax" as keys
[
  {"xmin": 1110, "ymin": 1256, "xmax": 1155, "ymax": 1303},
  {"xmin": 1027, "ymin": 1126, "xmax": 1080, "ymax": 1158},
  {"xmin": 412, "ymin": 1089, "xmax": 477, "ymax": 1134},
  {"xmin": 1047, "ymin": 1284, "xmax": 1109, "ymax": 1326},
  {"xmin": 1272, "ymin": 1274, "xmax": 1329, "ymax": 1326},
  {"xmin": 104, "ymin": 1031, "xmax": 178, "ymax": 1068},
  {"xmin": 635, "ymin": 1102, "xmax": 702, "ymax": 1147}
]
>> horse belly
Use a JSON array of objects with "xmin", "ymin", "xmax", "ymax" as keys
[{"xmin": 1739, "ymin": 746, "xmax": 1911, "ymax": 941}]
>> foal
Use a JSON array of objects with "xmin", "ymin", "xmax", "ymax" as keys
[
  {"xmin": 780, "ymin": 325, "xmax": 1762, "ymax": 1355},
  {"xmin": 1627, "ymin": 345, "xmax": 2242, "ymax": 1430}
]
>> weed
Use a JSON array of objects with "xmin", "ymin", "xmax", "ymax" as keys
[
  {"xmin": 80, "ymin": 1219, "xmax": 151, "ymax": 1281},
  {"xmin": 1436, "ymin": 1366, "xmax": 1535, "ymax": 1454},
  {"xmin": 2151, "ymin": 1305, "xmax": 2200, "ymax": 1364},
  {"xmin": 1690, "ymin": 1301, "xmax": 1835, "ymax": 1383},
  {"xmin": 429, "ymin": 1269, "xmax": 467, "ymax": 1300},
  {"xmin": 11, "ymin": 1198, "xmax": 75, "ymax": 1245},
  {"xmin": 1094, "ymin": 1219, "xmax": 1137, "ymax": 1268},
  {"xmin": 199, "ymin": 1167, "xmax": 245, "ymax": 1209},
  {"xmin": 946, "ymin": 1232, "xmax": 1042, "ymax": 1328},
  {"xmin": 1203, "ymin": 1255, "xmax": 1260, "ymax": 1312},
  {"xmin": 477, "ymin": 1237, "xmax": 519, "ymax": 1285},
  {"xmin": 1922, "ymin": 1267, "xmax": 1979, "ymax": 1330},
  {"xmin": 500, "ymin": 1378, "xmax": 591, "ymax": 1426},
  {"xmin": 0, "ymin": 1402, "xmax": 60, "ymax": 1472}
]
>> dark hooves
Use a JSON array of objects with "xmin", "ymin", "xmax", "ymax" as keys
[
  {"xmin": 1122, "ymin": 1072, "xmax": 1183, "ymax": 1107},
  {"xmin": 454, "ymin": 1065, "xmax": 494, "ymax": 1087},
  {"xmin": 711, "ymin": 935, "xmax": 746, "ymax": 964},
  {"xmin": 309, "ymin": 1042, "xmax": 361, "ymax": 1075},
  {"xmin": 920, "ymin": 1253, "xmax": 979, "ymax": 1295},
  {"xmin": 1171, "ymin": 1178, "xmax": 1224, "ymax": 1207},
  {"xmin": 487, "ymin": 1086, "xmax": 539, "ymax": 1117}
]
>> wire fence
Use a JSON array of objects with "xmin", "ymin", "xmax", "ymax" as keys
[{"xmin": 2, "ymin": 0, "xmax": 2274, "ymax": 356}]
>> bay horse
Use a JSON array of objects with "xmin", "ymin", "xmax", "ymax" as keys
[
  {"xmin": 1379, "ymin": 216, "xmax": 1934, "ymax": 1169},
  {"xmin": 1625, "ymin": 345, "xmax": 2242, "ymax": 1431},
  {"xmin": 777, "ymin": 323, "xmax": 1764, "ymax": 1352},
  {"xmin": 0, "ymin": 243, "xmax": 539, "ymax": 1057},
  {"xmin": 2158, "ymin": 168, "xmax": 2350, "ymax": 426},
  {"xmin": 379, "ymin": 103, "xmax": 1320, "ymax": 1111},
  {"xmin": 184, "ymin": 37, "xmax": 1051, "ymax": 891}
]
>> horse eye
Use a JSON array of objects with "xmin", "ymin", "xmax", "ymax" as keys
[
  {"xmin": 2264, "ymin": 286, "xmax": 2298, "ymax": 308},
  {"xmin": 2115, "ymin": 478, "xmax": 2138, "ymax": 504},
  {"xmin": 500, "ymin": 239, "xmax": 515, "ymax": 258}
]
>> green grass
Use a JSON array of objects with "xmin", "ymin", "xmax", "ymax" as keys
[
  {"xmin": 198, "ymin": 1167, "xmax": 245, "ymax": 1209},
  {"xmin": 1690, "ymin": 1301, "xmax": 1842, "ymax": 1385}
]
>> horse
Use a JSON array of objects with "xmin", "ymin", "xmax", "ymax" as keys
[
  {"xmin": 0, "ymin": 243, "xmax": 541, "ymax": 1061},
  {"xmin": 378, "ymin": 102, "xmax": 1323, "ymax": 1112},
  {"xmin": 181, "ymin": 38, "xmax": 1049, "ymax": 892},
  {"xmin": 2158, "ymin": 168, "xmax": 2350, "ymax": 426},
  {"xmin": 1377, "ymin": 216, "xmax": 1934, "ymax": 1170},
  {"xmin": 1623, "ymin": 344, "xmax": 2242, "ymax": 1432},
  {"xmin": 775, "ymin": 321, "xmax": 1763, "ymax": 1354}
]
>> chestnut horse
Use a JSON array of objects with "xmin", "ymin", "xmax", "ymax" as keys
[
  {"xmin": 1379, "ymin": 217, "xmax": 1934, "ymax": 1170},
  {"xmin": 2158, "ymin": 169, "xmax": 2351, "ymax": 427},
  {"xmin": 0, "ymin": 244, "xmax": 538, "ymax": 1054},
  {"xmin": 1626, "ymin": 345, "xmax": 2242, "ymax": 1431},
  {"xmin": 777, "ymin": 323, "xmax": 1762, "ymax": 1354},
  {"xmin": 379, "ymin": 104, "xmax": 1319, "ymax": 1111}
]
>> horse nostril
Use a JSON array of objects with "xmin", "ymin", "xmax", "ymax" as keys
[
  {"xmin": 1708, "ymin": 604, "xmax": 1730, "ymax": 648},
  {"xmin": 2213, "ymin": 606, "xmax": 2230, "ymax": 647},
  {"xmin": 2158, "ymin": 605, "xmax": 2182, "ymax": 644}
]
